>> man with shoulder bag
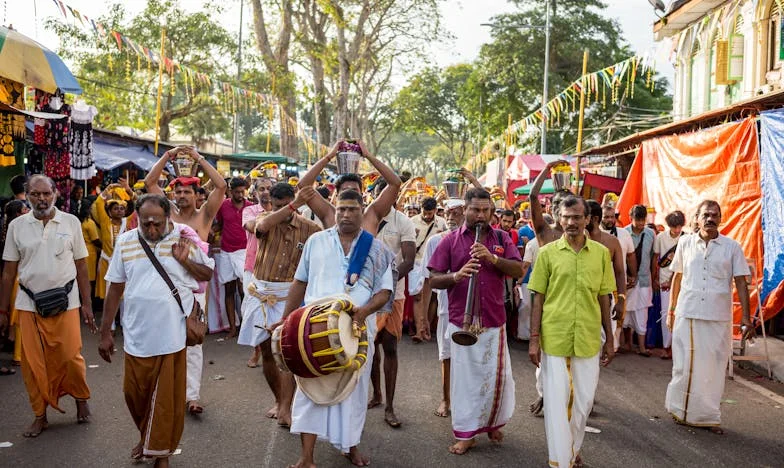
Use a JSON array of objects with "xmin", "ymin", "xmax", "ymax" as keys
[
  {"xmin": 98, "ymin": 194, "xmax": 214, "ymax": 468},
  {"xmin": 0, "ymin": 175, "xmax": 97, "ymax": 438}
]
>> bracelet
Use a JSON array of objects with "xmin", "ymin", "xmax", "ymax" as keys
[
  {"xmin": 617, "ymin": 293, "xmax": 626, "ymax": 300},
  {"xmin": 530, "ymin": 333, "xmax": 539, "ymax": 337},
  {"xmin": 288, "ymin": 203, "xmax": 298, "ymax": 212},
  {"xmin": 453, "ymin": 272, "xmax": 459, "ymax": 283},
  {"xmin": 492, "ymin": 254, "xmax": 499, "ymax": 265}
]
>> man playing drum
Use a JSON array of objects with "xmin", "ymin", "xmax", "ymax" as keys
[
  {"xmin": 428, "ymin": 188, "xmax": 523, "ymax": 455},
  {"xmin": 283, "ymin": 190, "xmax": 394, "ymax": 468},
  {"xmin": 238, "ymin": 183, "xmax": 320, "ymax": 427}
]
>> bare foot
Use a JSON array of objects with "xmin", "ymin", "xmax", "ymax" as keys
[
  {"xmin": 227, "ymin": 327, "xmax": 239, "ymax": 338},
  {"xmin": 574, "ymin": 454, "xmax": 584, "ymax": 467},
  {"xmin": 277, "ymin": 409, "xmax": 292, "ymax": 428},
  {"xmin": 131, "ymin": 442, "xmax": 144, "ymax": 460},
  {"xmin": 265, "ymin": 405, "xmax": 279, "ymax": 419},
  {"xmin": 488, "ymin": 429, "xmax": 504, "ymax": 443},
  {"xmin": 247, "ymin": 347, "xmax": 261, "ymax": 368},
  {"xmin": 76, "ymin": 399, "xmax": 91, "ymax": 423},
  {"xmin": 153, "ymin": 457, "xmax": 170, "ymax": 468},
  {"xmin": 384, "ymin": 410, "xmax": 401, "ymax": 428},
  {"xmin": 448, "ymin": 439, "xmax": 476, "ymax": 455},
  {"xmin": 23, "ymin": 415, "xmax": 48, "ymax": 437},
  {"xmin": 434, "ymin": 401, "xmax": 450, "ymax": 417},
  {"xmin": 345, "ymin": 447, "xmax": 370, "ymax": 466},
  {"xmin": 709, "ymin": 426, "xmax": 725, "ymax": 435},
  {"xmin": 529, "ymin": 396, "xmax": 543, "ymax": 416},
  {"xmin": 288, "ymin": 458, "xmax": 316, "ymax": 468},
  {"xmin": 187, "ymin": 400, "xmax": 204, "ymax": 415},
  {"xmin": 367, "ymin": 397, "xmax": 382, "ymax": 409}
]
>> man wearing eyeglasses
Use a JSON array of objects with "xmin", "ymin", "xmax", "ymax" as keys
[{"xmin": 0, "ymin": 175, "xmax": 96, "ymax": 438}]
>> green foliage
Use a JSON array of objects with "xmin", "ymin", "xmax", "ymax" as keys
[{"xmin": 45, "ymin": 0, "xmax": 254, "ymax": 142}]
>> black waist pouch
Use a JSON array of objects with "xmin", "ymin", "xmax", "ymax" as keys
[{"xmin": 19, "ymin": 280, "xmax": 75, "ymax": 317}]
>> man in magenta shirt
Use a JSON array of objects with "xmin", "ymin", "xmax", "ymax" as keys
[
  {"xmin": 428, "ymin": 188, "xmax": 523, "ymax": 456},
  {"xmin": 215, "ymin": 177, "xmax": 253, "ymax": 337}
]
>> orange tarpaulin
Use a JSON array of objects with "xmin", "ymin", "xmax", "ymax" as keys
[{"xmin": 616, "ymin": 118, "xmax": 770, "ymax": 321}]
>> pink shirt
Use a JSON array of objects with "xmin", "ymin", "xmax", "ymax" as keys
[
  {"xmin": 428, "ymin": 225, "xmax": 522, "ymax": 328},
  {"xmin": 216, "ymin": 198, "xmax": 252, "ymax": 253},
  {"xmin": 176, "ymin": 223, "xmax": 210, "ymax": 293},
  {"xmin": 242, "ymin": 204, "xmax": 265, "ymax": 272}
]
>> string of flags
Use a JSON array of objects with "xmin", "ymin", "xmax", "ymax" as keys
[
  {"xmin": 465, "ymin": 53, "xmax": 659, "ymax": 170},
  {"xmin": 49, "ymin": 0, "xmax": 327, "ymax": 158}
]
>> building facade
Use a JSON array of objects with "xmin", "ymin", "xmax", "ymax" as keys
[{"xmin": 656, "ymin": 0, "xmax": 784, "ymax": 119}]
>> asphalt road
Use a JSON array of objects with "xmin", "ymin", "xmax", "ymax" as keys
[{"xmin": 1, "ymin": 329, "xmax": 783, "ymax": 468}]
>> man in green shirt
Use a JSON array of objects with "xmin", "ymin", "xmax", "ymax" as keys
[{"xmin": 527, "ymin": 195, "xmax": 615, "ymax": 468}]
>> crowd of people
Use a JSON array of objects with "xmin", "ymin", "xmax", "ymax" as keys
[{"xmin": 0, "ymin": 143, "xmax": 756, "ymax": 468}]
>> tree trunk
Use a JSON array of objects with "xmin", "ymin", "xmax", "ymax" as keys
[{"xmin": 278, "ymin": 92, "xmax": 298, "ymax": 157}]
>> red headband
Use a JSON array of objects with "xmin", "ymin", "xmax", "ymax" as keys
[{"xmin": 169, "ymin": 176, "xmax": 201, "ymax": 189}]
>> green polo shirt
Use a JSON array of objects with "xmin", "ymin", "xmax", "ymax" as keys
[{"xmin": 527, "ymin": 236, "xmax": 616, "ymax": 357}]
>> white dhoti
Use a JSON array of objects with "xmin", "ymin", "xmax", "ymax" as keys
[
  {"xmin": 436, "ymin": 314, "xmax": 451, "ymax": 361},
  {"xmin": 238, "ymin": 278, "xmax": 290, "ymax": 347},
  {"xmin": 665, "ymin": 317, "xmax": 730, "ymax": 427},
  {"xmin": 448, "ymin": 323, "xmax": 515, "ymax": 439},
  {"xmin": 186, "ymin": 292, "xmax": 207, "ymax": 402},
  {"xmin": 541, "ymin": 351, "xmax": 600, "ymax": 468},
  {"xmin": 290, "ymin": 313, "xmax": 378, "ymax": 453},
  {"xmin": 624, "ymin": 286, "xmax": 652, "ymax": 335},
  {"xmin": 517, "ymin": 283, "xmax": 531, "ymax": 340},
  {"xmin": 660, "ymin": 290, "xmax": 672, "ymax": 348},
  {"xmin": 214, "ymin": 249, "xmax": 246, "ymax": 284}
]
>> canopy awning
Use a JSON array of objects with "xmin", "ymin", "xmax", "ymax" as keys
[
  {"xmin": 224, "ymin": 151, "xmax": 296, "ymax": 164},
  {"xmin": 582, "ymin": 172, "xmax": 625, "ymax": 193},
  {"xmin": 513, "ymin": 179, "xmax": 555, "ymax": 195},
  {"xmin": 93, "ymin": 141, "xmax": 161, "ymax": 171}
]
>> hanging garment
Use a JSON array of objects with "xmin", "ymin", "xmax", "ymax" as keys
[
  {"xmin": 0, "ymin": 78, "xmax": 26, "ymax": 166},
  {"xmin": 69, "ymin": 101, "xmax": 98, "ymax": 180}
]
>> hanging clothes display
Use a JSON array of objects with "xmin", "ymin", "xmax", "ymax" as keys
[
  {"xmin": 35, "ymin": 89, "xmax": 71, "ymax": 194},
  {"xmin": 0, "ymin": 77, "xmax": 27, "ymax": 167},
  {"xmin": 69, "ymin": 100, "xmax": 98, "ymax": 180}
]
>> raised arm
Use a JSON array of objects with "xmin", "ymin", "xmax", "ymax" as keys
[
  {"xmin": 144, "ymin": 150, "xmax": 173, "ymax": 196},
  {"xmin": 187, "ymin": 148, "xmax": 227, "ymax": 222},
  {"xmin": 460, "ymin": 168, "xmax": 484, "ymax": 189},
  {"xmin": 298, "ymin": 142, "xmax": 339, "ymax": 189},
  {"xmin": 361, "ymin": 140, "xmax": 401, "ymax": 223},
  {"xmin": 530, "ymin": 160, "xmax": 566, "ymax": 236}
]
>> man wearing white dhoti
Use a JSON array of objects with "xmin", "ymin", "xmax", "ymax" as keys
[
  {"xmin": 623, "ymin": 204, "xmax": 656, "ymax": 356},
  {"xmin": 428, "ymin": 188, "xmax": 523, "ymax": 456},
  {"xmin": 665, "ymin": 200, "xmax": 751, "ymax": 434},
  {"xmin": 284, "ymin": 190, "xmax": 393, "ymax": 468},
  {"xmin": 653, "ymin": 210, "xmax": 685, "ymax": 360},
  {"xmin": 528, "ymin": 195, "xmax": 615, "ymax": 468},
  {"xmin": 239, "ymin": 183, "xmax": 320, "ymax": 427},
  {"xmin": 420, "ymin": 199, "xmax": 465, "ymax": 418}
]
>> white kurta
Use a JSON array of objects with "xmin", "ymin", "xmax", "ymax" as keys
[
  {"xmin": 448, "ymin": 323, "xmax": 515, "ymax": 440},
  {"xmin": 288, "ymin": 228, "xmax": 393, "ymax": 453}
]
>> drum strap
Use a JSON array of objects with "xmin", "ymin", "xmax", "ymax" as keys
[{"xmin": 346, "ymin": 230, "xmax": 373, "ymax": 287}]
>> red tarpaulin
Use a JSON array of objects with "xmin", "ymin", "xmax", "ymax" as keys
[{"xmin": 616, "ymin": 118, "xmax": 771, "ymax": 320}]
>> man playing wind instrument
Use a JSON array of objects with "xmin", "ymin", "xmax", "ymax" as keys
[{"xmin": 428, "ymin": 188, "xmax": 523, "ymax": 455}]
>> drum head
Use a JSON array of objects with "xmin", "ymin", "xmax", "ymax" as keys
[{"xmin": 338, "ymin": 312, "xmax": 359, "ymax": 360}]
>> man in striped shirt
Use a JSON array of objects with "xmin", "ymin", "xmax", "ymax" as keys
[{"xmin": 238, "ymin": 183, "xmax": 321, "ymax": 427}]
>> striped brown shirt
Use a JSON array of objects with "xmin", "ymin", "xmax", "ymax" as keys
[{"xmin": 253, "ymin": 213, "xmax": 321, "ymax": 282}]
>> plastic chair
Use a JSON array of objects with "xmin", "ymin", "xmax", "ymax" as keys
[{"xmin": 729, "ymin": 259, "xmax": 772, "ymax": 379}]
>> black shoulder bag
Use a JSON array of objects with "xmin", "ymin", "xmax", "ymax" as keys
[
  {"xmin": 138, "ymin": 233, "xmax": 206, "ymax": 346},
  {"xmin": 19, "ymin": 279, "xmax": 75, "ymax": 318}
]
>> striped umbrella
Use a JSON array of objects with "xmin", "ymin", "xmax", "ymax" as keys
[{"xmin": 0, "ymin": 26, "xmax": 82, "ymax": 94}]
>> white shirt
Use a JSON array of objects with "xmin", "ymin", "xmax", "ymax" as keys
[
  {"xmin": 105, "ymin": 223, "xmax": 215, "ymax": 357},
  {"xmin": 654, "ymin": 230, "xmax": 681, "ymax": 284},
  {"xmin": 669, "ymin": 233, "xmax": 750, "ymax": 322},
  {"xmin": 3, "ymin": 209, "xmax": 88, "ymax": 311},
  {"xmin": 411, "ymin": 214, "xmax": 447, "ymax": 260},
  {"xmin": 422, "ymin": 231, "xmax": 449, "ymax": 316},
  {"xmin": 523, "ymin": 237, "xmax": 540, "ymax": 269},
  {"xmin": 294, "ymin": 228, "xmax": 393, "ymax": 308},
  {"xmin": 377, "ymin": 210, "xmax": 416, "ymax": 300}
]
